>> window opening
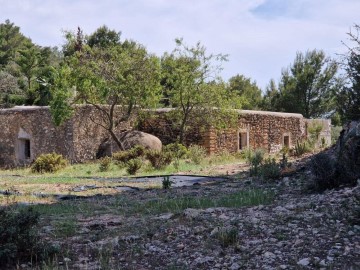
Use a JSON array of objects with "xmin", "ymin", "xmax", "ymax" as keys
[
  {"xmin": 283, "ymin": 135, "xmax": 290, "ymax": 148},
  {"xmin": 239, "ymin": 132, "xmax": 248, "ymax": 150}
]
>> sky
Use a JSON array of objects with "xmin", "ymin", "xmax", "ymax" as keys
[{"xmin": 1, "ymin": 0, "xmax": 359, "ymax": 91}]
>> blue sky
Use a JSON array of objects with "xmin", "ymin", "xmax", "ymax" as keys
[{"xmin": 1, "ymin": 0, "xmax": 359, "ymax": 90}]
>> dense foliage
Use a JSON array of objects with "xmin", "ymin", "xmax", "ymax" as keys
[{"xmin": 0, "ymin": 19, "xmax": 358, "ymax": 126}]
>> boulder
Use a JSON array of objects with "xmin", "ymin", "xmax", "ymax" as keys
[
  {"xmin": 335, "ymin": 121, "xmax": 360, "ymax": 184},
  {"xmin": 119, "ymin": 130, "xmax": 162, "ymax": 151}
]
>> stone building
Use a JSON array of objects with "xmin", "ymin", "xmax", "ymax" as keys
[
  {"xmin": 138, "ymin": 109, "xmax": 320, "ymax": 154},
  {"xmin": 0, "ymin": 105, "xmax": 133, "ymax": 168},
  {"xmin": 0, "ymin": 106, "xmax": 331, "ymax": 168}
]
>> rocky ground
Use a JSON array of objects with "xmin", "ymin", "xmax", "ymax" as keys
[{"xmin": 38, "ymin": 158, "xmax": 360, "ymax": 270}]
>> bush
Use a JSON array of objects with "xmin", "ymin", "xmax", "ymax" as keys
[
  {"xmin": 0, "ymin": 207, "xmax": 57, "ymax": 266},
  {"xmin": 112, "ymin": 145, "xmax": 146, "ymax": 163},
  {"xmin": 99, "ymin": 156, "xmax": 112, "ymax": 172},
  {"xmin": 31, "ymin": 153, "xmax": 67, "ymax": 173},
  {"xmin": 146, "ymin": 150, "xmax": 173, "ymax": 170},
  {"xmin": 260, "ymin": 158, "xmax": 281, "ymax": 181},
  {"xmin": 187, "ymin": 145, "xmax": 207, "ymax": 165},
  {"xmin": 310, "ymin": 152, "xmax": 337, "ymax": 191},
  {"xmin": 162, "ymin": 176, "xmax": 173, "ymax": 189},
  {"xmin": 294, "ymin": 140, "xmax": 311, "ymax": 157},
  {"xmin": 164, "ymin": 143, "xmax": 188, "ymax": 159},
  {"xmin": 249, "ymin": 149, "xmax": 265, "ymax": 176},
  {"xmin": 126, "ymin": 158, "xmax": 142, "ymax": 175}
]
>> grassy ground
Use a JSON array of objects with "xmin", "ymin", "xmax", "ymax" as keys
[{"xmin": 0, "ymin": 152, "xmax": 247, "ymax": 205}]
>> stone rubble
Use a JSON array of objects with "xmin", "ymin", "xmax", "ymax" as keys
[{"xmin": 58, "ymin": 171, "xmax": 360, "ymax": 270}]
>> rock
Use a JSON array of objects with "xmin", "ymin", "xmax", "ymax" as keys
[
  {"xmin": 120, "ymin": 130, "xmax": 162, "ymax": 151},
  {"xmin": 183, "ymin": 208, "xmax": 202, "ymax": 218},
  {"xmin": 230, "ymin": 262, "xmax": 240, "ymax": 270},
  {"xmin": 335, "ymin": 121, "xmax": 360, "ymax": 184},
  {"xmin": 297, "ymin": 258, "xmax": 310, "ymax": 266},
  {"xmin": 264, "ymin": 251, "xmax": 276, "ymax": 259}
]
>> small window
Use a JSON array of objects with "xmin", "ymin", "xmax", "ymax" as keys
[{"xmin": 239, "ymin": 132, "xmax": 248, "ymax": 150}]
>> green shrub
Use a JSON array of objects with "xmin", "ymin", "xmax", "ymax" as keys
[
  {"xmin": 99, "ymin": 156, "xmax": 112, "ymax": 172},
  {"xmin": 112, "ymin": 145, "xmax": 145, "ymax": 163},
  {"xmin": 31, "ymin": 153, "xmax": 67, "ymax": 173},
  {"xmin": 331, "ymin": 125, "xmax": 342, "ymax": 145},
  {"xmin": 146, "ymin": 150, "xmax": 173, "ymax": 170},
  {"xmin": 310, "ymin": 152, "xmax": 337, "ymax": 191},
  {"xmin": 294, "ymin": 140, "xmax": 311, "ymax": 157},
  {"xmin": 0, "ymin": 207, "xmax": 57, "ymax": 266},
  {"xmin": 164, "ymin": 143, "xmax": 188, "ymax": 159},
  {"xmin": 249, "ymin": 149, "xmax": 265, "ymax": 176},
  {"xmin": 260, "ymin": 158, "xmax": 281, "ymax": 181},
  {"xmin": 213, "ymin": 227, "xmax": 239, "ymax": 247},
  {"xmin": 162, "ymin": 176, "xmax": 173, "ymax": 189},
  {"xmin": 126, "ymin": 158, "xmax": 142, "ymax": 175},
  {"xmin": 131, "ymin": 145, "xmax": 146, "ymax": 157},
  {"xmin": 187, "ymin": 145, "xmax": 207, "ymax": 165},
  {"xmin": 164, "ymin": 143, "xmax": 188, "ymax": 170}
]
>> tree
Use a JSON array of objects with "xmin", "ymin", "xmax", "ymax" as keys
[
  {"xmin": 338, "ymin": 24, "xmax": 360, "ymax": 121},
  {"xmin": 0, "ymin": 71, "xmax": 23, "ymax": 107},
  {"xmin": 87, "ymin": 25, "xmax": 121, "ymax": 48},
  {"xmin": 161, "ymin": 38, "xmax": 236, "ymax": 143},
  {"xmin": 51, "ymin": 32, "xmax": 162, "ymax": 150},
  {"xmin": 261, "ymin": 79, "xmax": 281, "ymax": 111},
  {"xmin": 274, "ymin": 50, "xmax": 340, "ymax": 118},
  {"xmin": 227, "ymin": 74, "xmax": 262, "ymax": 109},
  {"xmin": 0, "ymin": 19, "xmax": 30, "ymax": 68}
]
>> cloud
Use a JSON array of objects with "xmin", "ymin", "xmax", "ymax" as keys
[{"xmin": 0, "ymin": 0, "xmax": 358, "ymax": 89}]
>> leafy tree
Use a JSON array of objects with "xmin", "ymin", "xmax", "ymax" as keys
[
  {"xmin": 227, "ymin": 74, "xmax": 262, "ymax": 109},
  {"xmin": 161, "ymin": 38, "xmax": 237, "ymax": 143},
  {"xmin": 0, "ymin": 71, "xmax": 23, "ymax": 107},
  {"xmin": 87, "ymin": 25, "xmax": 121, "ymax": 48},
  {"xmin": 51, "ymin": 32, "xmax": 161, "ymax": 150},
  {"xmin": 268, "ymin": 50, "xmax": 340, "ymax": 118},
  {"xmin": 338, "ymin": 24, "xmax": 360, "ymax": 121},
  {"xmin": 0, "ymin": 19, "xmax": 30, "ymax": 68},
  {"xmin": 261, "ymin": 79, "xmax": 280, "ymax": 111}
]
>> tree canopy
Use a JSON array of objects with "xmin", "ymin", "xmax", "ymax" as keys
[
  {"xmin": 227, "ymin": 74, "xmax": 262, "ymax": 110},
  {"xmin": 263, "ymin": 49, "xmax": 341, "ymax": 118},
  {"xmin": 337, "ymin": 24, "xmax": 360, "ymax": 121},
  {"xmin": 160, "ymin": 38, "xmax": 238, "ymax": 143},
  {"xmin": 51, "ymin": 29, "xmax": 162, "ymax": 150}
]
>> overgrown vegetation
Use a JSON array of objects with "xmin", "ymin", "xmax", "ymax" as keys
[
  {"xmin": 310, "ymin": 152, "xmax": 337, "ymax": 191},
  {"xmin": 146, "ymin": 150, "xmax": 173, "ymax": 170},
  {"xmin": 187, "ymin": 145, "xmax": 207, "ymax": 165},
  {"xmin": 162, "ymin": 175, "xmax": 173, "ymax": 189},
  {"xmin": 126, "ymin": 158, "xmax": 142, "ymax": 175},
  {"xmin": 99, "ymin": 156, "xmax": 112, "ymax": 172},
  {"xmin": 31, "ymin": 153, "xmax": 68, "ymax": 173},
  {"xmin": 0, "ymin": 206, "xmax": 57, "ymax": 266}
]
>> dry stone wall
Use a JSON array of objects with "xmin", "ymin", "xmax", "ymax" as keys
[
  {"xmin": 0, "ymin": 105, "xmax": 133, "ymax": 168},
  {"xmin": 0, "ymin": 106, "xmax": 73, "ymax": 168},
  {"xmin": 139, "ymin": 109, "xmax": 307, "ymax": 154},
  {"xmin": 71, "ymin": 106, "xmax": 135, "ymax": 162}
]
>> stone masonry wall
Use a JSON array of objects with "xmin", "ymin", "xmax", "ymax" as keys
[
  {"xmin": 211, "ymin": 110, "xmax": 306, "ymax": 154},
  {"xmin": 0, "ymin": 106, "xmax": 73, "ymax": 168},
  {"xmin": 0, "ymin": 105, "xmax": 134, "ymax": 167},
  {"xmin": 71, "ymin": 106, "xmax": 135, "ymax": 162},
  {"xmin": 139, "ymin": 109, "xmax": 306, "ymax": 154}
]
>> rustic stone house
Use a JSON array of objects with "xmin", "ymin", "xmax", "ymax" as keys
[
  {"xmin": 138, "ymin": 109, "xmax": 331, "ymax": 154},
  {"xmin": 0, "ymin": 106, "xmax": 331, "ymax": 168},
  {"xmin": 0, "ymin": 105, "xmax": 133, "ymax": 168}
]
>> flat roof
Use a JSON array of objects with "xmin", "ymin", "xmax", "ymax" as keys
[{"xmin": 0, "ymin": 105, "xmax": 303, "ymax": 118}]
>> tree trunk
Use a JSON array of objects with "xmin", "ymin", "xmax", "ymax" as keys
[{"xmin": 108, "ymin": 128, "xmax": 126, "ymax": 151}]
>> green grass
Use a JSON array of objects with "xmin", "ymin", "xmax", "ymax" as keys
[{"xmin": 119, "ymin": 188, "xmax": 275, "ymax": 215}]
